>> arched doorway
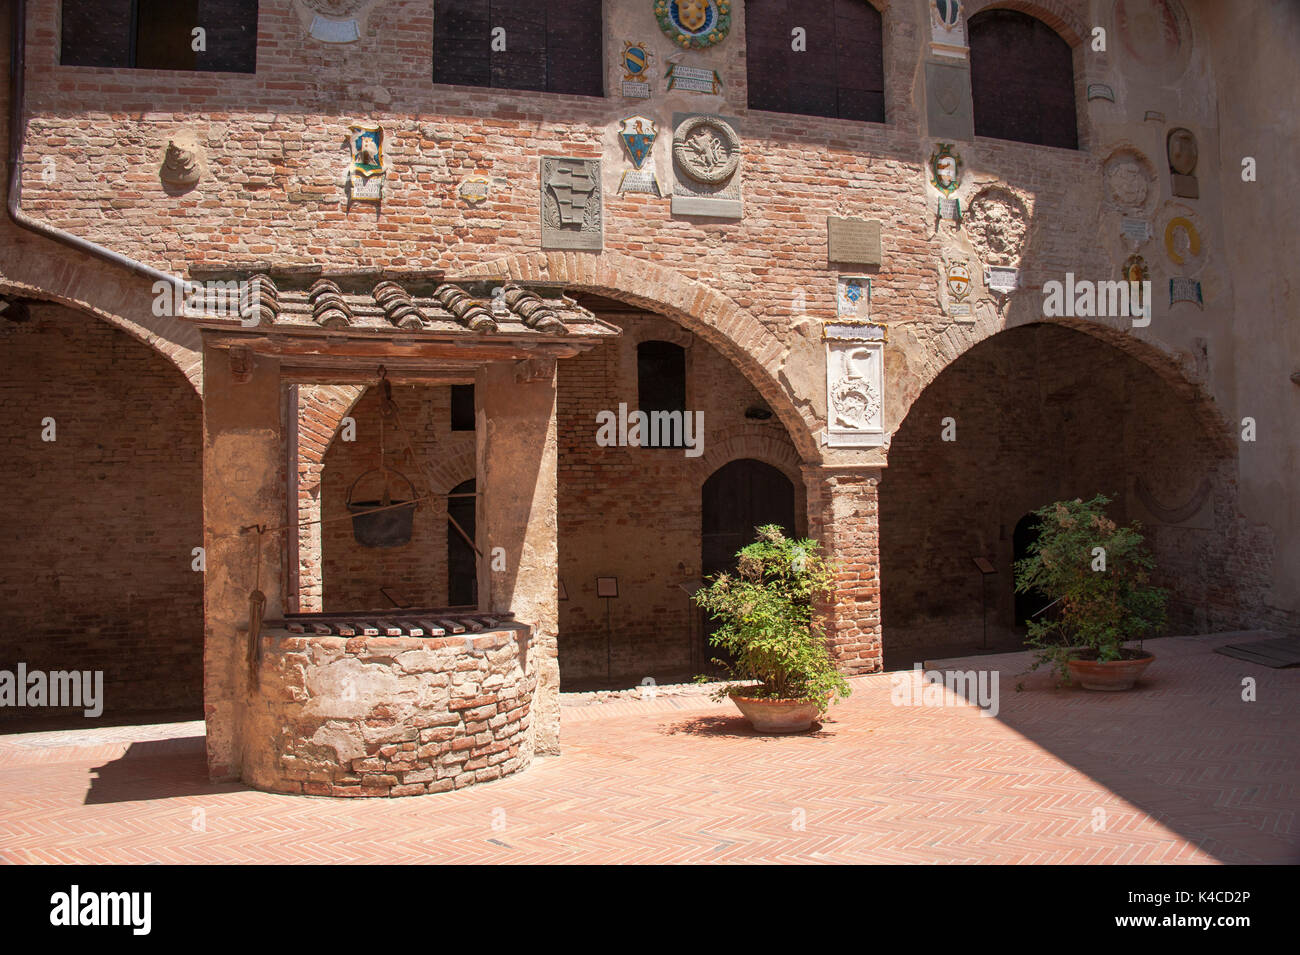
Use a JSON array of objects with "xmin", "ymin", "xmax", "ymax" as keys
[
  {"xmin": 879, "ymin": 322, "xmax": 1243, "ymax": 668},
  {"xmin": 448, "ymin": 478, "xmax": 477, "ymax": 607},
  {"xmin": 700, "ymin": 459, "xmax": 797, "ymax": 674}
]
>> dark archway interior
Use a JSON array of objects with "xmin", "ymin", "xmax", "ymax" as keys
[
  {"xmin": 447, "ymin": 478, "xmax": 477, "ymax": 607},
  {"xmin": 879, "ymin": 323, "xmax": 1240, "ymax": 668}
]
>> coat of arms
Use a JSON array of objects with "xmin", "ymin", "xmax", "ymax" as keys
[
  {"xmin": 655, "ymin": 0, "xmax": 731, "ymax": 49},
  {"xmin": 946, "ymin": 262, "xmax": 971, "ymax": 301},
  {"xmin": 929, "ymin": 143, "xmax": 962, "ymax": 195},
  {"xmin": 619, "ymin": 116, "xmax": 657, "ymax": 170},
  {"xmin": 623, "ymin": 41, "xmax": 649, "ymax": 81},
  {"xmin": 347, "ymin": 123, "xmax": 385, "ymax": 202}
]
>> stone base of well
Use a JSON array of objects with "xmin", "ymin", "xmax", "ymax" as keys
[{"xmin": 241, "ymin": 618, "xmax": 534, "ymax": 796}]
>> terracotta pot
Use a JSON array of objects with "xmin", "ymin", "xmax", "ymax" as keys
[
  {"xmin": 730, "ymin": 694, "xmax": 821, "ymax": 733},
  {"xmin": 1066, "ymin": 652, "xmax": 1155, "ymax": 691}
]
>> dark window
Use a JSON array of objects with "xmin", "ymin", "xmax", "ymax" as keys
[
  {"xmin": 746, "ymin": 0, "xmax": 885, "ymax": 123},
  {"xmin": 636, "ymin": 340, "xmax": 687, "ymax": 449},
  {"xmin": 450, "ymin": 384, "xmax": 476, "ymax": 431},
  {"xmin": 447, "ymin": 479, "xmax": 477, "ymax": 607},
  {"xmin": 60, "ymin": 0, "xmax": 258, "ymax": 72},
  {"xmin": 433, "ymin": 0, "xmax": 603, "ymax": 97},
  {"xmin": 969, "ymin": 9, "xmax": 1077, "ymax": 149}
]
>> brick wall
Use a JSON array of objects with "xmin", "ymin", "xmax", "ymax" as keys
[{"xmin": 0, "ymin": 302, "xmax": 203, "ymax": 721}]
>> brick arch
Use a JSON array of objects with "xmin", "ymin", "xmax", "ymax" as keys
[
  {"xmin": 691, "ymin": 427, "xmax": 805, "ymax": 490},
  {"xmin": 426, "ymin": 442, "xmax": 477, "ymax": 496},
  {"xmin": 0, "ymin": 251, "xmax": 201, "ymax": 392},
  {"xmin": 458, "ymin": 252, "xmax": 821, "ymax": 463},
  {"xmin": 897, "ymin": 316, "xmax": 1236, "ymax": 458},
  {"xmin": 962, "ymin": 0, "xmax": 1087, "ymax": 46}
]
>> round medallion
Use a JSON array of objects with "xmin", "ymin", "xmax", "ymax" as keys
[
  {"xmin": 672, "ymin": 115, "xmax": 740, "ymax": 185},
  {"xmin": 655, "ymin": 0, "xmax": 732, "ymax": 49}
]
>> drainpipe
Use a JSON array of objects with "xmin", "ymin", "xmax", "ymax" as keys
[{"xmin": 7, "ymin": 0, "xmax": 183, "ymax": 293}]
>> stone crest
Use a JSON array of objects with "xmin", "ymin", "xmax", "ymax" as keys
[
  {"xmin": 347, "ymin": 124, "xmax": 385, "ymax": 202},
  {"xmin": 621, "ymin": 41, "xmax": 652, "ymax": 97},
  {"xmin": 160, "ymin": 136, "xmax": 202, "ymax": 189},
  {"xmin": 836, "ymin": 276, "xmax": 871, "ymax": 319},
  {"xmin": 929, "ymin": 143, "xmax": 962, "ymax": 195},
  {"xmin": 655, "ymin": 0, "xmax": 731, "ymax": 49},
  {"xmin": 619, "ymin": 116, "xmax": 657, "ymax": 170},
  {"xmin": 540, "ymin": 157, "xmax": 602, "ymax": 250},
  {"xmin": 930, "ymin": 0, "xmax": 966, "ymax": 55},
  {"xmin": 670, "ymin": 114, "xmax": 741, "ymax": 217},
  {"xmin": 458, "ymin": 174, "xmax": 490, "ymax": 204},
  {"xmin": 965, "ymin": 186, "xmax": 1029, "ymax": 266},
  {"xmin": 824, "ymin": 337, "xmax": 885, "ymax": 448}
]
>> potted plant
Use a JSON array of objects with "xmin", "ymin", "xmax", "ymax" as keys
[
  {"xmin": 693, "ymin": 525, "xmax": 851, "ymax": 732},
  {"xmin": 1014, "ymin": 495, "xmax": 1168, "ymax": 691}
]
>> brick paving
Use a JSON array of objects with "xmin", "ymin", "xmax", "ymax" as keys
[{"xmin": 0, "ymin": 633, "xmax": 1294, "ymax": 864}]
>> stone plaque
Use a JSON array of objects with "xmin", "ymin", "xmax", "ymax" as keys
[
  {"xmin": 1121, "ymin": 217, "xmax": 1151, "ymax": 245},
  {"xmin": 667, "ymin": 64, "xmax": 721, "ymax": 94},
  {"xmin": 618, "ymin": 169, "xmax": 661, "ymax": 195},
  {"xmin": 1087, "ymin": 83, "xmax": 1116, "ymax": 102},
  {"xmin": 310, "ymin": 15, "xmax": 361, "ymax": 43},
  {"xmin": 670, "ymin": 113, "xmax": 741, "ymax": 218},
  {"xmin": 984, "ymin": 265, "xmax": 1018, "ymax": 293},
  {"xmin": 925, "ymin": 60, "xmax": 974, "ymax": 141},
  {"xmin": 825, "ymin": 339, "xmax": 885, "ymax": 448},
  {"xmin": 621, "ymin": 81, "xmax": 651, "ymax": 98},
  {"xmin": 540, "ymin": 156, "xmax": 602, "ymax": 250},
  {"xmin": 827, "ymin": 217, "xmax": 882, "ymax": 266},
  {"xmin": 938, "ymin": 196, "xmax": 961, "ymax": 221}
]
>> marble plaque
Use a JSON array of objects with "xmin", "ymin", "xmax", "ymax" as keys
[
  {"xmin": 925, "ymin": 60, "xmax": 974, "ymax": 141},
  {"xmin": 825, "ymin": 339, "xmax": 885, "ymax": 448},
  {"xmin": 836, "ymin": 276, "xmax": 872, "ymax": 319},
  {"xmin": 618, "ymin": 169, "xmax": 661, "ymax": 195},
  {"xmin": 540, "ymin": 157, "xmax": 602, "ymax": 250},
  {"xmin": 1169, "ymin": 277, "xmax": 1203, "ymax": 306},
  {"xmin": 984, "ymin": 265, "xmax": 1019, "ymax": 293},
  {"xmin": 621, "ymin": 81, "xmax": 651, "ymax": 99},
  {"xmin": 667, "ymin": 65, "xmax": 721, "ymax": 94},
  {"xmin": 1087, "ymin": 84, "xmax": 1116, "ymax": 102},
  {"xmin": 1121, "ymin": 217, "xmax": 1151, "ymax": 244},
  {"xmin": 828, "ymin": 217, "xmax": 882, "ymax": 266}
]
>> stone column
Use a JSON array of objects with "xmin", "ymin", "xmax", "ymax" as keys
[
  {"xmin": 202, "ymin": 342, "xmax": 285, "ymax": 780},
  {"xmin": 803, "ymin": 465, "xmax": 883, "ymax": 675},
  {"xmin": 476, "ymin": 359, "xmax": 560, "ymax": 756}
]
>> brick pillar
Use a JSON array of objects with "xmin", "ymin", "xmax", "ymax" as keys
[
  {"xmin": 202, "ymin": 342, "xmax": 285, "ymax": 780},
  {"xmin": 803, "ymin": 466, "xmax": 883, "ymax": 675},
  {"xmin": 476, "ymin": 359, "xmax": 560, "ymax": 756}
]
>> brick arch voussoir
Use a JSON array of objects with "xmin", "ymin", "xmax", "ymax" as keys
[
  {"xmin": 963, "ymin": 0, "xmax": 1087, "ymax": 46},
  {"xmin": 0, "ymin": 249, "xmax": 202, "ymax": 392},
  {"xmin": 692, "ymin": 428, "xmax": 805, "ymax": 490},
  {"xmin": 459, "ymin": 252, "xmax": 821, "ymax": 464},
  {"xmin": 902, "ymin": 316, "xmax": 1236, "ymax": 459}
]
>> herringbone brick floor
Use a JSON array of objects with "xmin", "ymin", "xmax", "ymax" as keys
[{"xmin": 0, "ymin": 633, "xmax": 1294, "ymax": 864}]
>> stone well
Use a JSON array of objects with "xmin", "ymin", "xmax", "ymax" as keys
[{"xmin": 241, "ymin": 618, "xmax": 534, "ymax": 797}]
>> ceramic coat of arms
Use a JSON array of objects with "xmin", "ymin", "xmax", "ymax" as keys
[
  {"xmin": 619, "ymin": 116, "xmax": 657, "ymax": 170},
  {"xmin": 929, "ymin": 143, "xmax": 962, "ymax": 195},
  {"xmin": 655, "ymin": 0, "xmax": 731, "ymax": 49},
  {"xmin": 347, "ymin": 124, "xmax": 385, "ymax": 202}
]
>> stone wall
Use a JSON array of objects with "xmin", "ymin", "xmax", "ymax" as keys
[
  {"xmin": 0, "ymin": 302, "xmax": 204, "ymax": 720},
  {"xmin": 243, "ymin": 625, "xmax": 534, "ymax": 796}
]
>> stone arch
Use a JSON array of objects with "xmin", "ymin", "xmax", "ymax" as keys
[
  {"xmin": 896, "ymin": 313, "xmax": 1235, "ymax": 459},
  {"xmin": 458, "ymin": 251, "xmax": 822, "ymax": 463},
  {"xmin": 0, "ymin": 248, "xmax": 201, "ymax": 391}
]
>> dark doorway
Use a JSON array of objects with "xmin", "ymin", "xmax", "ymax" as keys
[
  {"xmin": 448, "ymin": 478, "xmax": 477, "ymax": 607},
  {"xmin": 1013, "ymin": 511, "xmax": 1051, "ymax": 629},
  {"xmin": 700, "ymin": 459, "xmax": 797, "ymax": 671}
]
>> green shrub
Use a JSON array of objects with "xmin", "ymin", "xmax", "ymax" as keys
[
  {"xmin": 1013, "ymin": 494, "xmax": 1168, "ymax": 681},
  {"xmin": 693, "ymin": 525, "xmax": 851, "ymax": 711}
]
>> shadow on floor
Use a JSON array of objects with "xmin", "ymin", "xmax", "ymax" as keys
[
  {"xmin": 84, "ymin": 737, "xmax": 247, "ymax": 805},
  {"xmin": 925, "ymin": 632, "xmax": 1300, "ymax": 864},
  {"xmin": 0, "ymin": 706, "xmax": 204, "ymax": 736},
  {"xmin": 660, "ymin": 712, "xmax": 838, "ymax": 741}
]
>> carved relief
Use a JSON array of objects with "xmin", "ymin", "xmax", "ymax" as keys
[
  {"xmin": 670, "ymin": 114, "xmax": 741, "ymax": 218},
  {"xmin": 160, "ymin": 135, "xmax": 202, "ymax": 189},
  {"xmin": 540, "ymin": 157, "xmax": 602, "ymax": 250},
  {"xmin": 826, "ymin": 341, "xmax": 884, "ymax": 445},
  {"xmin": 1114, "ymin": 0, "xmax": 1192, "ymax": 83},
  {"xmin": 1104, "ymin": 149, "xmax": 1155, "ymax": 210},
  {"xmin": 1167, "ymin": 127, "xmax": 1199, "ymax": 198},
  {"xmin": 964, "ymin": 186, "xmax": 1029, "ymax": 266}
]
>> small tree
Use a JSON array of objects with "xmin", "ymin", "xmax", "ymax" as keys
[
  {"xmin": 1014, "ymin": 494, "xmax": 1168, "ymax": 681},
  {"xmin": 693, "ymin": 525, "xmax": 850, "ymax": 710}
]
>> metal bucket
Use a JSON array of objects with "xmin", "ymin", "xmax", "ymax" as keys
[{"xmin": 346, "ymin": 468, "xmax": 417, "ymax": 548}]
